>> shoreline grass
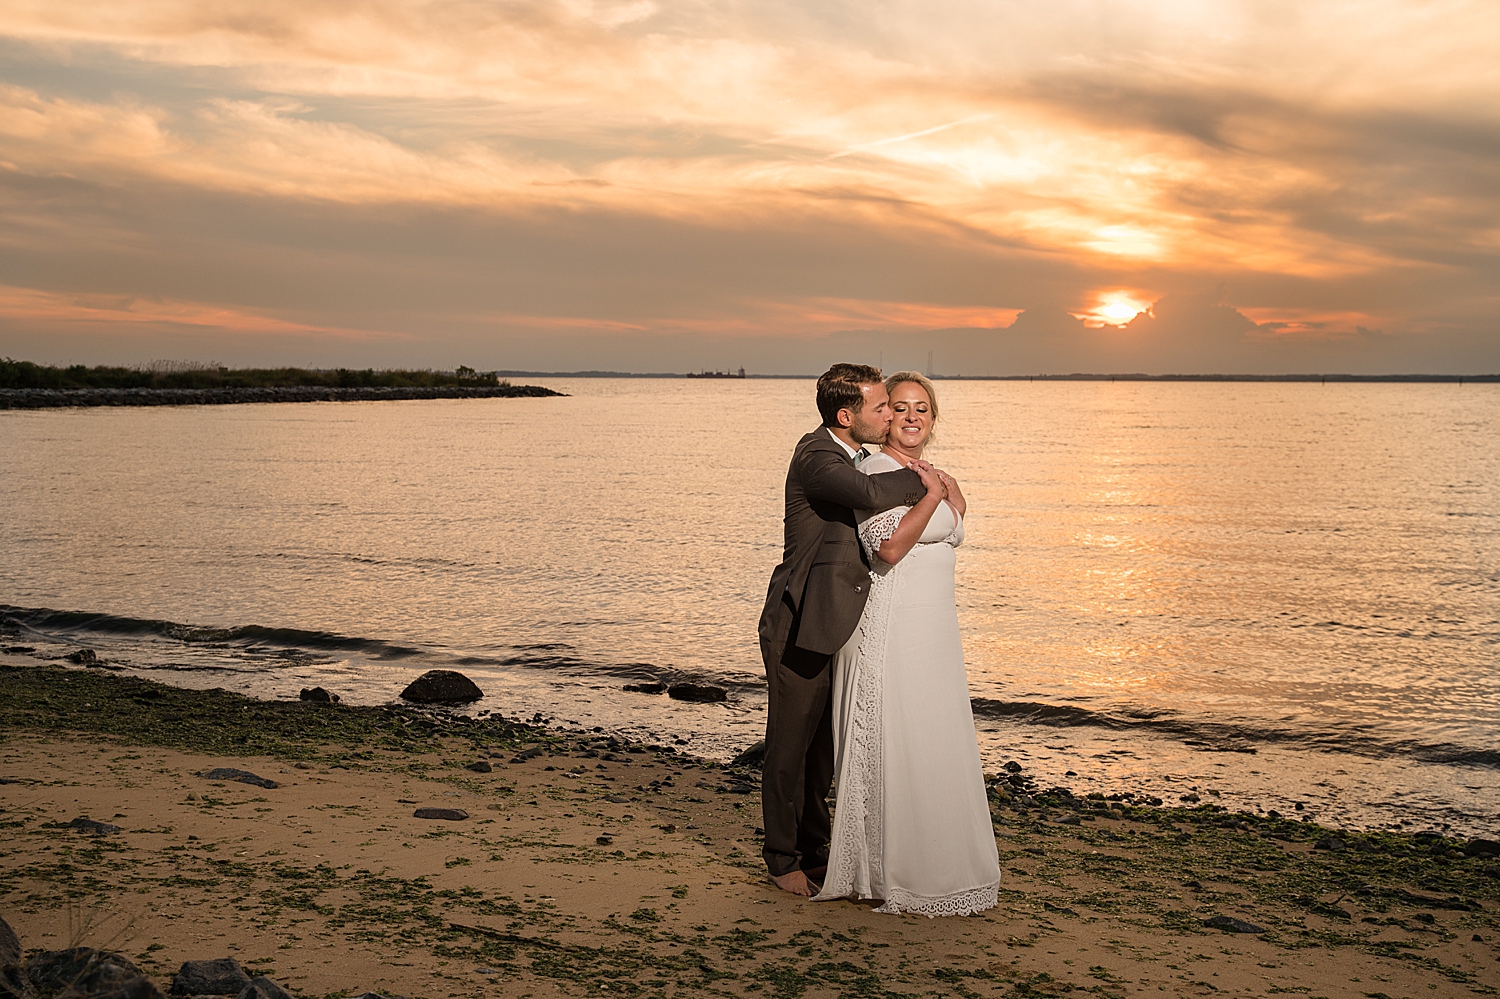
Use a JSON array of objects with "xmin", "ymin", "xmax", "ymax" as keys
[{"xmin": 1, "ymin": 359, "xmax": 516, "ymax": 392}]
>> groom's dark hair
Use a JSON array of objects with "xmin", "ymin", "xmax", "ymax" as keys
[{"xmin": 816, "ymin": 363, "xmax": 884, "ymax": 426}]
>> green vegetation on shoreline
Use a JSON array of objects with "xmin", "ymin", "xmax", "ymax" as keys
[{"xmin": 1, "ymin": 359, "xmax": 511, "ymax": 391}]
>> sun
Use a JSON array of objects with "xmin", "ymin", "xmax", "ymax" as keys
[{"xmin": 1075, "ymin": 290, "xmax": 1153, "ymax": 327}]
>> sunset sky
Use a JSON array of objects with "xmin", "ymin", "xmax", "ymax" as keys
[{"xmin": 2, "ymin": 0, "xmax": 1497, "ymax": 374}]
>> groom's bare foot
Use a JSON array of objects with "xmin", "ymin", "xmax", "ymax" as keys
[{"xmin": 770, "ymin": 870, "xmax": 815, "ymax": 896}]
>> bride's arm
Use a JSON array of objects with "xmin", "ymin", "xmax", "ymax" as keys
[
  {"xmin": 940, "ymin": 471, "xmax": 966, "ymax": 519},
  {"xmin": 875, "ymin": 463, "xmax": 946, "ymax": 565}
]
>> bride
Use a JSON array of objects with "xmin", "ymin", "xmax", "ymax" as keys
[{"xmin": 812, "ymin": 371, "xmax": 1001, "ymax": 917}]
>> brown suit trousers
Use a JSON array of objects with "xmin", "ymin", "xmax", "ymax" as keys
[{"xmin": 758, "ymin": 428, "xmax": 922, "ymax": 877}]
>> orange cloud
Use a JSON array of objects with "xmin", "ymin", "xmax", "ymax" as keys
[
  {"xmin": 0, "ymin": 285, "xmax": 407, "ymax": 340},
  {"xmin": 477, "ymin": 299, "xmax": 1022, "ymax": 337},
  {"xmin": 1238, "ymin": 307, "xmax": 1385, "ymax": 341}
]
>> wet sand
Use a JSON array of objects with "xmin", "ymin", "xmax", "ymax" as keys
[{"xmin": 2, "ymin": 660, "xmax": 1497, "ymax": 998}]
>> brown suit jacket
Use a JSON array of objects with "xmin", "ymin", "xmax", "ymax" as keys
[{"xmin": 758, "ymin": 427, "xmax": 925, "ymax": 669}]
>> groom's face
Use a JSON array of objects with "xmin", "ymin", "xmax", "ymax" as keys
[{"xmin": 846, "ymin": 381, "xmax": 894, "ymax": 445}]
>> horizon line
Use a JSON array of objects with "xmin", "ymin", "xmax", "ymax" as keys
[{"xmin": 493, "ymin": 371, "xmax": 1500, "ymax": 382}]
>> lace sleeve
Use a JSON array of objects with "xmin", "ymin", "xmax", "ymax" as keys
[{"xmin": 857, "ymin": 507, "xmax": 907, "ymax": 563}]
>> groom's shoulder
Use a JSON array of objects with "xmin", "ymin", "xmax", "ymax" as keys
[{"xmin": 795, "ymin": 427, "xmax": 836, "ymax": 451}]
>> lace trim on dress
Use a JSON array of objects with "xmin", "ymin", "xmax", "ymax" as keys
[
  {"xmin": 814, "ymin": 507, "xmax": 905, "ymax": 905},
  {"xmin": 858, "ymin": 507, "xmax": 906, "ymax": 564},
  {"xmin": 873, "ymin": 882, "xmax": 999, "ymax": 918}
]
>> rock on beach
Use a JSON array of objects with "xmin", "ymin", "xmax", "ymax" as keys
[
  {"xmin": 666, "ymin": 683, "xmax": 727, "ymax": 703},
  {"xmin": 1203, "ymin": 915, "xmax": 1266, "ymax": 933},
  {"xmin": 298, "ymin": 687, "xmax": 340, "ymax": 703},
  {"xmin": 399, "ymin": 670, "xmax": 483, "ymax": 704},
  {"xmin": 413, "ymin": 807, "xmax": 469, "ymax": 820},
  {"xmin": 238, "ymin": 976, "xmax": 294, "ymax": 999},
  {"xmin": 172, "ymin": 957, "xmax": 251, "ymax": 995},
  {"xmin": 200, "ymin": 768, "xmax": 278, "ymax": 789},
  {"xmin": 0, "ymin": 915, "xmax": 19, "ymax": 967},
  {"xmin": 68, "ymin": 817, "xmax": 123, "ymax": 835},
  {"xmin": 730, "ymin": 740, "xmax": 766, "ymax": 769},
  {"xmin": 25, "ymin": 947, "xmax": 165, "ymax": 998}
]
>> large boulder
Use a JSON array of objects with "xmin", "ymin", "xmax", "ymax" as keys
[
  {"xmin": 25, "ymin": 948, "xmax": 164, "ymax": 999},
  {"xmin": 399, "ymin": 671, "xmax": 483, "ymax": 704},
  {"xmin": 171, "ymin": 958, "xmax": 250, "ymax": 996}
]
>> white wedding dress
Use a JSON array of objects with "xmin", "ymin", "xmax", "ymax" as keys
[{"xmin": 813, "ymin": 451, "xmax": 1001, "ymax": 917}]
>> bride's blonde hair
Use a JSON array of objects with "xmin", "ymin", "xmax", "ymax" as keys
[{"xmin": 884, "ymin": 371, "xmax": 939, "ymax": 444}]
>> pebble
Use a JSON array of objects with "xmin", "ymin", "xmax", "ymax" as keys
[
  {"xmin": 465, "ymin": 760, "xmax": 493, "ymax": 773},
  {"xmin": 414, "ymin": 807, "xmax": 469, "ymax": 820},
  {"xmin": 298, "ymin": 687, "xmax": 340, "ymax": 703},
  {"xmin": 623, "ymin": 682, "xmax": 667, "ymax": 694},
  {"xmin": 596, "ymin": 835, "xmax": 614, "ymax": 845}
]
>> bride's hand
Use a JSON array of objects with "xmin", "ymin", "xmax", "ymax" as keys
[{"xmin": 935, "ymin": 470, "xmax": 966, "ymax": 517}]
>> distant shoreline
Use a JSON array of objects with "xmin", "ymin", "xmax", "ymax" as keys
[
  {"xmin": 497, "ymin": 370, "xmax": 1500, "ymax": 382},
  {"xmin": 0, "ymin": 384, "xmax": 563, "ymax": 410}
]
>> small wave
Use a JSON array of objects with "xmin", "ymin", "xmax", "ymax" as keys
[
  {"xmin": 1, "ymin": 604, "xmax": 423, "ymax": 659},
  {"xmin": 969, "ymin": 697, "xmax": 1499, "ymax": 768}
]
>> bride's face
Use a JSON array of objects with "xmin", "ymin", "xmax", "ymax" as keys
[{"xmin": 889, "ymin": 381, "xmax": 934, "ymax": 451}]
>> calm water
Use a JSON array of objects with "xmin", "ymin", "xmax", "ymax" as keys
[{"xmin": 2, "ymin": 380, "xmax": 1497, "ymax": 835}]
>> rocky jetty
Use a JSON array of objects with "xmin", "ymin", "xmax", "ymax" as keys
[{"xmin": 0, "ymin": 385, "xmax": 560, "ymax": 410}]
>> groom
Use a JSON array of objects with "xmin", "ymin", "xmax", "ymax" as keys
[{"xmin": 758, "ymin": 363, "xmax": 930, "ymax": 896}]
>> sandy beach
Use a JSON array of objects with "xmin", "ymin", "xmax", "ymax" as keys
[{"xmin": 2, "ymin": 658, "xmax": 1497, "ymax": 999}]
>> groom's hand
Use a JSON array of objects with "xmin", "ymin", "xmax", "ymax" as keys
[{"xmin": 909, "ymin": 460, "xmax": 946, "ymax": 498}]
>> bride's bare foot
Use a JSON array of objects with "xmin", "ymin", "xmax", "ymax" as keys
[{"xmin": 770, "ymin": 870, "xmax": 815, "ymax": 896}]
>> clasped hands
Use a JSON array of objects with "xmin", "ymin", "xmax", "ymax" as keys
[{"xmin": 906, "ymin": 458, "xmax": 959, "ymax": 500}]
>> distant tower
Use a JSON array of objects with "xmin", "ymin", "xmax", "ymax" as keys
[{"xmin": 927, "ymin": 351, "xmax": 934, "ymax": 377}]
